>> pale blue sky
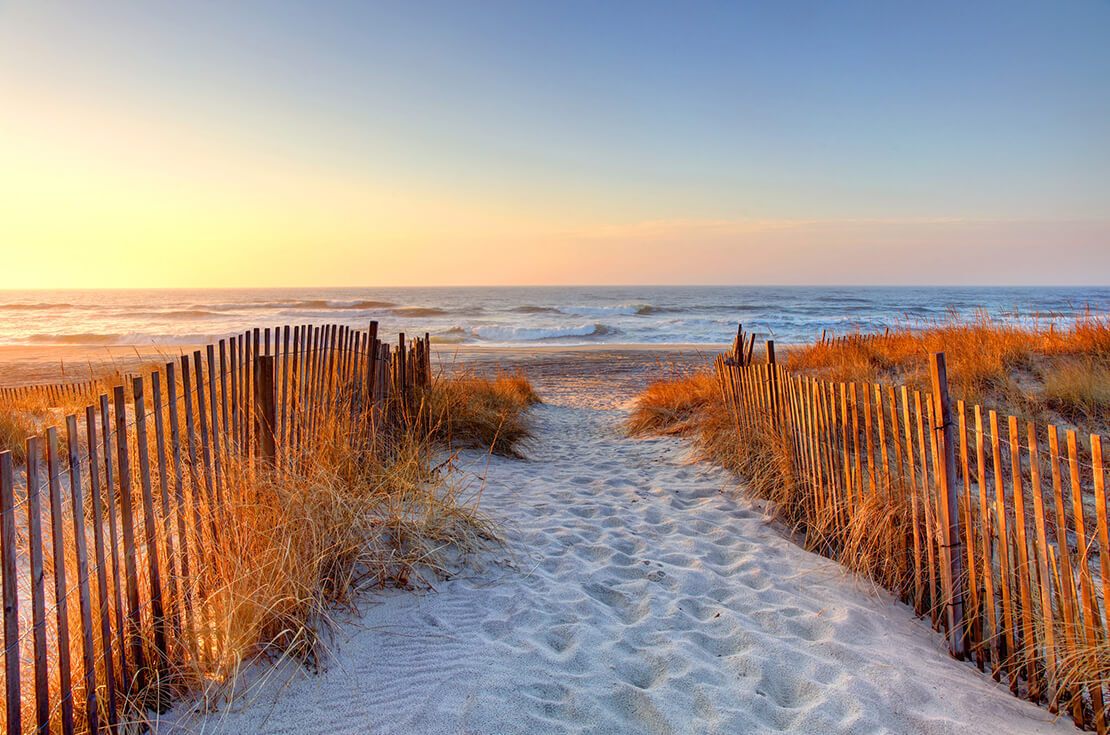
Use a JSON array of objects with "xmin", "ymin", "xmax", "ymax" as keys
[{"xmin": 1, "ymin": 1, "xmax": 1107, "ymax": 286}]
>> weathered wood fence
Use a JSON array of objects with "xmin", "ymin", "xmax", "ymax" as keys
[
  {"xmin": 0, "ymin": 321, "xmax": 432, "ymax": 733},
  {"xmin": 717, "ymin": 325, "xmax": 1108, "ymax": 731}
]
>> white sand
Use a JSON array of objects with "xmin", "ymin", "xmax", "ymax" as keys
[{"xmin": 159, "ymin": 385, "xmax": 1076, "ymax": 734}]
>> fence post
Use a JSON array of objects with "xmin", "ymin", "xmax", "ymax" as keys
[
  {"xmin": 366, "ymin": 321, "xmax": 379, "ymax": 405},
  {"xmin": 254, "ymin": 355, "xmax": 277, "ymax": 465},
  {"xmin": 928, "ymin": 352, "xmax": 968, "ymax": 659},
  {"xmin": 766, "ymin": 340, "xmax": 779, "ymax": 426}
]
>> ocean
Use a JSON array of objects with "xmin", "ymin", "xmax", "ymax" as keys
[{"xmin": 0, "ymin": 286, "xmax": 1106, "ymax": 347}]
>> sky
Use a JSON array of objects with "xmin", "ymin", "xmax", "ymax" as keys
[{"xmin": 0, "ymin": 0, "xmax": 1108, "ymax": 287}]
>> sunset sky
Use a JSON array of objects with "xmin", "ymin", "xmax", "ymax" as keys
[{"xmin": 1, "ymin": 1, "xmax": 1107, "ymax": 287}]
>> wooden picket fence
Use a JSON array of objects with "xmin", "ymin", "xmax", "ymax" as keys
[
  {"xmin": 716, "ymin": 325, "xmax": 1109, "ymax": 731},
  {"xmin": 0, "ymin": 321, "xmax": 432, "ymax": 734}
]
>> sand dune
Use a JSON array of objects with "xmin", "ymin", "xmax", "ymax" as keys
[{"xmin": 160, "ymin": 385, "xmax": 1074, "ymax": 734}]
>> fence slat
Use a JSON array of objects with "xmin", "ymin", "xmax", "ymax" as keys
[
  {"xmin": 100, "ymin": 393, "xmax": 131, "ymax": 699},
  {"xmin": 65, "ymin": 415, "xmax": 99, "ymax": 734},
  {"xmin": 0, "ymin": 452, "xmax": 21, "ymax": 735},
  {"xmin": 46, "ymin": 428, "xmax": 76, "ymax": 735},
  {"xmin": 85, "ymin": 405, "xmax": 120, "ymax": 728},
  {"xmin": 26, "ymin": 436, "xmax": 50, "ymax": 732},
  {"xmin": 133, "ymin": 377, "xmax": 168, "ymax": 689},
  {"xmin": 114, "ymin": 385, "xmax": 147, "ymax": 690}
]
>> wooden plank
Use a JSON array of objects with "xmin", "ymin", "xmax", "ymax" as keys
[
  {"xmin": 0, "ymin": 451, "xmax": 21, "ymax": 735},
  {"xmin": 862, "ymin": 383, "xmax": 876, "ymax": 496},
  {"xmin": 874, "ymin": 384, "xmax": 890, "ymax": 498},
  {"xmin": 888, "ymin": 386, "xmax": 905, "ymax": 493},
  {"xmin": 914, "ymin": 391, "xmax": 938, "ymax": 619},
  {"xmin": 151, "ymin": 371, "xmax": 182, "ymax": 650},
  {"xmin": 254, "ymin": 355, "xmax": 277, "ymax": 465},
  {"xmin": 1048, "ymin": 426, "xmax": 1082, "ymax": 722},
  {"xmin": 902, "ymin": 386, "xmax": 923, "ymax": 612},
  {"xmin": 84, "ymin": 406, "xmax": 119, "ymax": 727},
  {"xmin": 100, "ymin": 393, "xmax": 130, "ymax": 696},
  {"xmin": 989, "ymin": 410, "xmax": 1017, "ymax": 687},
  {"xmin": 1027, "ymin": 422, "xmax": 1056, "ymax": 705},
  {"xmin": 164, "ymin": 360, "xmax": 195, "ymax": 653},
  {"xmin": 280, "ymin": 325, "xmax": 291, "ymax": 458},
  {"xmin": 956, "ymin": 400, "xmax": 980, "ymax": 667},
  {"xmin": 193, "ymin": 351, "xmax": 217, "ymax": 513},
  {"xmin": 839, "ymin": 384, "xmax": 853, "ymax": 517},
  {"xmin": 850, "ymin": 383, "xmax": 862, "ymax": 508},
  {"xmin": 26, "ymin": 437, "xmax": 50, "ymax": 732},
  {"xmin": 218, "ymin": 339, "xmax": 230, "ymax": 463},
  {"xmin": 974, "ymin": 406, "xmax": 1000, "ymax": 679},
  {"xmin": 65, "ymin": 416, "xmax": 100, "ymax": 734},
  {"xmin": 133, "ymin": 377, "xmax": 168, "ymax": 684},
  {"xmin": 1092, "ymin": 434, "xmax": 1110, "ymax": 649},
  {"xmin": 229, "ymin": 336, "xmax": 240, "ymax": 453},
  {"xmin": 46, "ymin": 427, "xmax": 76, "ymax": 735},
  {"xmin": 114, "ymin": 385, "xmax": 147, "ymax": 689},
  {"xmin": 205, "ymin": 346, "xmax": 225, "ymax": 507},
  {"xmin": 1070, "ymin": 430, "xmax": 1107, "ymax": 733},
  {"xmin": 398, "ymin": 333, "xmax": 407, "ymax": 407},
  {"xmin": 1007, "ymin": 415, "xmax": 1036, "ymax": 691},
  {"xmin": 180, "ymin": 356, "xmax": 210, "ymax": 557}
]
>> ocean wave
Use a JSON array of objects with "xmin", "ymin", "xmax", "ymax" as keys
[
  {"xmin": 429, "ymin": 333, "xmax": 469, "ymax": 344},
  {"xmin": 472, "ymin": 322, "xmax": 610, "ymax": 342},
  {"xmin": 202, "ymin": 299, "xmax": 396, "ymax": 312},
  {"xmin": 0, "ymin": 302, "xmax": 77, "ymax": 311},
  {"xmin": 390, "ymin": 306, "xmax": 449, "ymax": 317},
  {"xmin": 321, "ymin": 299, "xmax": 397, "ymax": 310},
  {"xmin": 510, "ymin": 305, "xmax": 563, "ymax": 314},
  {"xmin": 126, "ymin": 309, "xmax": 226, "ymax": 320},
  {"xmin": 560, "ymin": 303, "xmax": 658, "ymax": 317}
]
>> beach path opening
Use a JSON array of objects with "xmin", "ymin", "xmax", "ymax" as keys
[{"xmin": 164, "ymin": 369, "xmax": 1075, "ymax": 734}]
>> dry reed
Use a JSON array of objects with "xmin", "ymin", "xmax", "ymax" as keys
[
  {"xmin": 427, "ymin": 371, "xmax": 540, "ymax": 457},
  {"xmin": 0, "ymin": 365, "xmax": 538, "ymax": 731},
  {"xmin": 789, "ymin": 314, "xmax": 1110, "ymax": 432}
]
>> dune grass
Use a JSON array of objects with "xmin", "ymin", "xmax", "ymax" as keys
[
  {"xmin": 788, "ymin": 314, "xmax": 1110, "ymax": 433},
  {"xmin": 427, "ymin": 371, "xmax": 541, "ymax": 457},
  {"xmin": 151, "ymin": 370, "xmax": 538, "ymax": 711},
  {"xmin": 0, "ymin": 364, "xmax": 539, "ymax": 730},
  {"xmin": 0, "ymin": 407, "xmax": 39, "ymax": 462}
]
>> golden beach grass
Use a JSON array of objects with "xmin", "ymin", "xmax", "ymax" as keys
[
  {"xmin": 0, "ymin": 369, "xmax": 537, "ymax": 730},
  {"xmin": 788, "ymin": 314, "xmax": 1110, "ymax": 432}
]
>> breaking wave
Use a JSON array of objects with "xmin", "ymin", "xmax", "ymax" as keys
[{"xmin": 472, "ymin": 322, "xmax": 611, "ymax": 342}]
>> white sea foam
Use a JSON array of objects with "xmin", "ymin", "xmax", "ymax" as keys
[{"xmin": 472, "ymin": 322, "xmax": 603, "ymax": 342}]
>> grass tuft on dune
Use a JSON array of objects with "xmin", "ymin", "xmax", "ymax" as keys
[
  {"xmin": 788, "ymin": 314, "xmax": 1110, "ymax": 432},
  {"xmin": 428, "ymin": 371, "xmax": 541, "ymax": 457}
]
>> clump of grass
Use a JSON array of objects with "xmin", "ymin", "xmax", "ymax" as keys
[
  {"xmin": 789, "ymin": 314, "xmax": 1110, "ymax": 429},
  {"xmin": 1043, "ymin": 360, "xmax": 1110, "ymax": 423},
  {"xmin": 838, "ymin": 486, "xmax": 916, "ymax": 596},
  {"xmin": 628, "ymin": 372, "xmax": 719, "ymax": 437},
  {"xmin": 0, "ymin": 406, "xmax": 43, "ymax": 462},
  {"xmin": 427, "ymin": 371, "xmax": 540, "ymax": 457}
]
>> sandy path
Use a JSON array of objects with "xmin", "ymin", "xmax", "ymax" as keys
[{"xmin": 162, "ymin": 387, "xmax": 1075, "ymax": 734}]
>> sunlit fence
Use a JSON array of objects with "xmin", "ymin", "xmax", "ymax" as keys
[
  {"xmin": 0, "ymin": 322, "xmax": 431, "ymax": 733},
  {"xmin": 716, "ymin": 326, "xmax": 1108, "ymax": 731}
]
